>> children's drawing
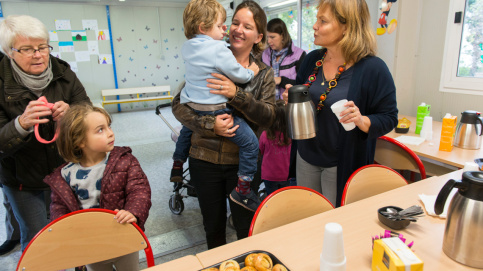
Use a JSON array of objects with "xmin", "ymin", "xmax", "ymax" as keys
[
  {"xmin": 59, "ymin": 41, "xmax": 74, "ymax": 52},
  {"xmin": 82, "ymin": 20, "xmax": 98, "ymax": 31},
  {"xmin": 68, "ymin": 62, "xmax": 78, "ymax": 73},
  {"xmin": 75, "ymin": 51, "xmax": 90, "ymax": 62},
  {"xmin": 377, "ymin": 0, "xmax": 398, "ymax": 35},
  {"xmin": 98, "ymin": 54, "xmax": 112, "ymax": 65},
  {"xmin": 71, "ymin": 30, "xmax": 87, "ymax": 41},
  {"xmin": 87, "ymin": 41, "xmax": 99, "ymax": 55},
  {"xmin": 49, "ymin": 31, "xmax": 59, "ymax": 42},
  {"xmin": 55, "ymin": 19, "xmax": 71, "ymax": 31},
  {"xmin": 97, "ymin": 30, "xmax": 110, "ymax": 40}
]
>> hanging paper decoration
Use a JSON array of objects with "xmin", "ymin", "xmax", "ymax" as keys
[{"xmin": 288, "ymin": 10, "xmax": 294, "ymax": 18}]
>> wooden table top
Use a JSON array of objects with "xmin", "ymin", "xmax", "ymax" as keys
[
  {"xmin": 385, "ymin": 115, "xmax": 483, "ymax": 168},
  {"xmin": 195, "ymin": 170, "xmax": 481, "ymax": 270},
  {"xmin": 141, "ymin": 255, "xmax": 203, "ymax": 271}
]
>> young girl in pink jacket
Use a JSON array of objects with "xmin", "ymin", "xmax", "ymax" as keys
[
  {"xmin": 259, "ymin": 100, "xmax": 296, "ymax": 196},
  {"xmin": 44, "ymin": 104, "xmax": 151, "ymax": 271}
]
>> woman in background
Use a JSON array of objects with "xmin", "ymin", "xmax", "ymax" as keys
[
  {"xmin": 262, "ymin": 18, "xmax": 306, "ymax": 100},
  {"xmin": 283, "ymin": 0, "xmax": 398, "ymax": 207}
]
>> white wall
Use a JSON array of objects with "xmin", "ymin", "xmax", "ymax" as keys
[{"xmin": 395, "ymin": 0, "xmax": 483, "ymax": 121}]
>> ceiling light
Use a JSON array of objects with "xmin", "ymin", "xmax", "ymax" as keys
[{"xmin": 268, "ymin": 0, "xmax": 297, "ymax": 8}]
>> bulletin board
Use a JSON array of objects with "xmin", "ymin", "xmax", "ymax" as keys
[{"xmin": 1, "ymin": 2, "xmax": 186, "ymax": 111}]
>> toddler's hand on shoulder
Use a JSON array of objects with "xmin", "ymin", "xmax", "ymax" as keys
[
  {"xmin": 247, "ymin": 62, "xmax": 260, "ymax": 77},
  {"xmin": 114, "ymin": 209, "xmax": 137, "ymax": 224}
]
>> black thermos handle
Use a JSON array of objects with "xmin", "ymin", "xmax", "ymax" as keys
[{"xmin": 434, "ymin": 179, "xmax": 466, "ymax": 215}]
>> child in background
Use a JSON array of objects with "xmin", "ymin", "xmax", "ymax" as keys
[
  {"xmin": 171, "ymin": 0, "xmax": 261, "ymax": 211},
  {"xmin": 44, "ymin": 104, "xmax": 151, "ymax": 271},
  {"xmin": 259, "ymin": 100, "xmax": 295, "ymax": 196}
]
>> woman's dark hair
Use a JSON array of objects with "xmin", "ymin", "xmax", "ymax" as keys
[
  {"xmin": 267, "ymin": 18, "xmax": 292, "ymax": 49},
  {"xmin": 233, "ymin": 0, "xmax": 267, "ymax": 56},
  {"xmin": 266, "ymin": 100, "xmax": 291, "ymax": 146}
]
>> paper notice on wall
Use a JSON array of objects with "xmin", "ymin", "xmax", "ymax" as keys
[
  {"xmin": 59, "ymin": 41, "xmax": 74, "ymax": 52},
  {"xmin": 55, "ymin": 19, "xmax": 71, "ymax": 31},
  {"xmin": 68, "ymin": 62, "xmax": 78, "ymax": 73},
  {"xmin": 49, "ymin": 31, "xmax": 59, "ymax": 42},
  {"xmin": 75, "ymin": 51, "xmax": 90, "ymax": 62},
  {"xmin": 82, "ymin": 19, "xmax": 98, "ymax": 31},
  {"xmin": 98, "ymin": 54, "xmax": 112, "ymax": 65},
  {"xmin": 87, "ymin": 41, "xmax": 99, "ymax": 55},
  {"xmin": 71, "ymin": 30, "xmax": 87, "ymax": 41}
]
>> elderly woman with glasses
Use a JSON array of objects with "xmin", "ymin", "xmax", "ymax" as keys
[{"xmin": 0, "ymin": 15, "xmax": 91, "ymax": 251}]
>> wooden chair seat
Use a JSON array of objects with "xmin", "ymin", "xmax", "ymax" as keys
[
  {"xmin": 249, "ymin": 186, "xmax": 334, "ymax": 236},
  {"xmin": 16, "ymin": 209, "xmax": 154, "ymax": 271},
  {"xmin": 341, "ymin": 164, "xmax": 408, "ymax": 206}
]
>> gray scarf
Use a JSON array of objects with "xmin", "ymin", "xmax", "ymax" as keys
[{"xmin": 10, "ymin": 58, "xmax": 53, "ymax": 94}]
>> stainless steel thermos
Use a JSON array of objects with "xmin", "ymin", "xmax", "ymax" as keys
[
  {"xmin": 453, "ymin": 110, "xmax": 483, "ymax": 150},
  {"xmin": 286, "ymin": 85, "xmax": 317, "ymax": 140},
  {"xmin": 435, "ymin": 171, "xmax": 483, "ymax": 268}
]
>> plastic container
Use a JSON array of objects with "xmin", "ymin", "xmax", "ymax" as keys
[
  {"xmin": 439, "ymin": 113, "xmax": 457, "ymax": 151},
  {"xmin": 200, "ymin": 250, "xmax": 289, "ymax": 270},
  {"xmin": 415, "ymin": 103, "xmax": 430, "ymax": 135}
]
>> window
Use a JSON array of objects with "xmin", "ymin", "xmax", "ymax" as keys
[
  {"xmin": 440, "ymin": 0, "xmax": 483, "ymax": 95},
  {"xmin": 263, "ymin": 0, "xmax": 320, "ymax": 52}
]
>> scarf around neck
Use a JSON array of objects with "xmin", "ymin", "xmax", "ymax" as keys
[
  {"xmin": 10, "ymin": 57, "xmax": 53, "ymax": 93},
  {"xmin": 271, "ymin": 47, "xmax": 289, "ymax": 77}
]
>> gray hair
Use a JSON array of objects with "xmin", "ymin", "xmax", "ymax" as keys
[{"xmin": 0, "ymin": 15, "xmax": 49, "ymax": 56}]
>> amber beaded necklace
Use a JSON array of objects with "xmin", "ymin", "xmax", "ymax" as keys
[{"xmin": 303, "ymin": 51, "xmax": 346, "ymax": 111}]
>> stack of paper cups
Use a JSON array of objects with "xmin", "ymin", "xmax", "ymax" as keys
[
  {"xmin": 419, "ymin": 116, "xmax": 433, "ymax": 141},
  {"xmin": 320, "ymin": 223, "xmax": 346, "ymax": 271}
]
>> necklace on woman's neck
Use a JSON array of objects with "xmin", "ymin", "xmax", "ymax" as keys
[{"xmin": 303, "ymin": 51, "xmax": 346, "ymax": 111}]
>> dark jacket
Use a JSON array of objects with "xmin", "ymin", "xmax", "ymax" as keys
[
  {"xmin": 172, "ymin": 54, "xmax": 276, "ymax": 165},
  {"xmin": 295, "ymin": 49, "xmax": 398, "ymax": 206},
  {"xmin": 44, "ymin": 146, "xmax": 152, "ymax": 231},
  {"xmin": 0, "ymin": 55, "xmax": 91, "ymax": 190}
]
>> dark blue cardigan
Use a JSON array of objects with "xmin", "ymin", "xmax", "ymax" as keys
[{"xmin": 294, "ymin": 49, "xmax": 398, "ymax": 206}]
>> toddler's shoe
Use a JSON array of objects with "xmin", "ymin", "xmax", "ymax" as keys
[
  {"xmin": 229, "ymin": 188, "xmax": 261, "ymax": 212},
  {"xmin": 170, "ymin": 166, "xmax": 183, "ymax": 182}
]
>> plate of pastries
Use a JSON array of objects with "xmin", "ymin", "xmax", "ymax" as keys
[{"xmin": 201, "ymin": 250, "xmax": 289, "ymax": 271}]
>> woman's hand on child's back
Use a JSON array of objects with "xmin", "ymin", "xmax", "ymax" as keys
[
  {"xmin": 114, "ymin": 209, "xmax": 137, "ymax": 224},
  {"xmin": 247, "ymin": 62, "xmax": 260, "ymax": 77}
]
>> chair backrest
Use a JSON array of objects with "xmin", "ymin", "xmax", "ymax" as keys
[
  {"xmin": 375, "ymin": 136, "xmax": 427, "ymax": 179},
  {"xmin": 249, "ymin": 186, "xmax": 334, "ymax": 236},
  {"xmin": 341, "ymin": 164, "xmax": 408, "ymax": 206},
  {"xmin": 16, "ymin": 209, "xmax": 154, "ymax": 271}
]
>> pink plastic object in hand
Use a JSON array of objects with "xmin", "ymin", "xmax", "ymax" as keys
[{"xmin": 34, "ymin": 96, "xmax": 59, "ymax": 144}]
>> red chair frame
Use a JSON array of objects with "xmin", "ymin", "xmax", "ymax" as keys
[
  {"xmin": 376, "ymin": 135, "xmax": 426, "ymax": 180},
  {"xmin": 16, "ymin": 209, "xmax": 154, "ymax": 271}
]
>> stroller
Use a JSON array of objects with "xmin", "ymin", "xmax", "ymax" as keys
[{"xmin": 155, "ymin": 104, "xmax": 197, "ymax": 215}]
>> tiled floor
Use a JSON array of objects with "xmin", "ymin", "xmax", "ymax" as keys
[{"xmin": 0, "ymin": 106, "xmax": 237, "ymax": 270}]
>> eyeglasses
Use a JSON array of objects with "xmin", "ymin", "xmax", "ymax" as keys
[{"xmin": 11, "ymin": 45, "xmax": 53, "ymax": 57}]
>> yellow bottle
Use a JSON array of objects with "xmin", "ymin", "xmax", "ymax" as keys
[{"xmin": 439, "ymin": 113, "xmax": 457, "ymax": 152}]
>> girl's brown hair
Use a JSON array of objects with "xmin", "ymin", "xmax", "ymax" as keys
[
  {"xmin": 266, "ymin": 100, "xmax": 291, "ymax": 146},
  {"xmin": 183, "ymin": 0, "xmax": 227, "ymax": 39},
  {"xmin": 318, "ymin": 0, "xmax": 377, "ymax": 64},
  {"xmin": 233, "ymin": 0, "xmax": 267, "ymax": 57},
  {"xmin": 56, "ymin": 103, "xmax": 112, "ymax": 163}
]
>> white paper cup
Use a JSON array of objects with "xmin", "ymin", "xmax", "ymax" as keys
[
  {"xmin": 330, "ymin": 99, "xmax": 356, "ymax": 131},
  {"xmin": 320, "ymin": 222, "xmax": 346, "ymax": 271},
  {"xmin": 463, "ymin": 162, "xmax": 479, "ymax": 172},
  {"xmin": 419, "ymin": 116, "xmax": 433, "ymax": 141}
]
